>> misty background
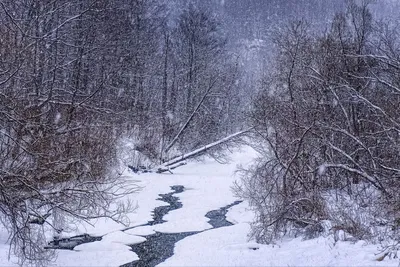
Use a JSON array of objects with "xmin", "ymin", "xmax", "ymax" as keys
[{"xmin": 173, "ymin": 0, "xmax": 400, "ymax": 87}]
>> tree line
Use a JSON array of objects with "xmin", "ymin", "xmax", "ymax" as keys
[
  {"xmin": 0, "ymin": 0, "xmax": 244, "ymax": 265},
  {"xmin": 237, "ymin": 0, "xmax": 400, "ymax": 251}
]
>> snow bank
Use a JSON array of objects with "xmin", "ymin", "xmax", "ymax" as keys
[{"xmin": 0, "ymin": 145, "xmax": 396, "ymax": 266}]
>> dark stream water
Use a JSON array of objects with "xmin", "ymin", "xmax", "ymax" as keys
[
  {"xmin": 46, "ymin": 185, "xmax": 242, "ymax": 267},
  {"xmin": 121, "ymin": 185, "xmax": 242, "ymax": 267}
]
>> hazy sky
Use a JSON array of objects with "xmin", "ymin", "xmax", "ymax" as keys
[
  {"xmin": 179, "ymin": 0, "xmax": 400, "ymax": 80},
  {"xmin": 207, "ymin": 0, "xmax": 400, "ymax": 40}
]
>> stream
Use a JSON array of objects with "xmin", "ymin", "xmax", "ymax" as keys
[
  {"xmin": 121, "ymin": 185, "xmax": 242, "ymax": 267},
  {"xmin": 46, "ymin": 185, "xmax": 242, "ymax": 267}
]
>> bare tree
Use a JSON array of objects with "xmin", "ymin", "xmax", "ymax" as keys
[
  {"xmin": 236, "ymin": 0, "xmax": 400, "ymax": 246},
  {"xmin": 158, "ymin": 4, "xmax": 244, "ymax": 161},
  {"xmin": 0, "ymin": 1, "xmax": 141, "ymax": 265}
]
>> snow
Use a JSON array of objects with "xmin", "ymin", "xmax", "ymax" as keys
[
  {"xmin": 54, "ymin": 112, "xmax": 61, "ymax": 124},
  {"xmin": 159, "ymin": 224, "xmax": 392, "ymax": 267},
  {"xmin": 318, "ymin": 163, "xmax": 327, "ymax": 175},
  {"xmin": 0, "ymin": 230, "xmax": 18, "ymax": 267},
  {"xmin": 0, "ymin": 145, "xmax": 398, "ymax": 266},
  {"xmin": 54, "ymin": 244, "xmax": 138, "ymax": 267}
]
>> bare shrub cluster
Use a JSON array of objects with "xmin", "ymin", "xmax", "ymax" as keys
[
  {"xmin": 0, "ymin": 1, "xmax": 143, "ymax": 265},
  {"xmin": 236, "ymin": 1, "xmax": 400, "ymax": 245},
  {"xmin": 0, "ymin": 0, "xmax": 247, "ymax": 265}
]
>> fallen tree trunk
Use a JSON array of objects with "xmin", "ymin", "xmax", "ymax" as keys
[
  {"xmin": 156, "ymin": 161, "xmax": 187, "ymax": 174},
  {"xmin": 156, "ymin": 128, "xmax": 252, "ymax": 173}
]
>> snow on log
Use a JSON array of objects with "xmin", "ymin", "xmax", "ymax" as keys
[
  {"xmin": 156, "ymin": 128, "xmax": 252, "ymax": 173},
  {"xmin": 156, "ymin": 161, "xmax": 187, "ymax": 174}
]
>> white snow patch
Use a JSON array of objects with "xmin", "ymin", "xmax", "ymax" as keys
[
  {"xmin": 101, "ymin": 230, "xmax": 146, "ymax": 245},
  {"xmin": 0, "ymin": 145, "xmax": 395, "ymax": 266},
  {"xmin": 0, "ymin": 228, "xmax": 18, "ymax": 267},
  {"xmin": 125, "ymin": 225, "xmax": 156, "ymax": 236},
  {"xmin": 159, "ymin": 223, "xmax": 395, "ymax": 267},
  {"xmin": 54, "ymin": 112, "xmax": 61, "ymax": 124},
  {"xmin": 318, "ymin": 163, "xmax": 327, "ymax": 175},
  {"xmin": 54, "ymin": 246, "xmax": 138, "ymax": 267}
]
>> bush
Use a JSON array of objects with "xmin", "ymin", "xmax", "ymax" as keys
[{"xmin": 236, "ymin": 1, "xmax": 400, "ymax": 245}]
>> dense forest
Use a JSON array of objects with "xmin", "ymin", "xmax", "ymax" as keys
[{"xmin": 0, "ymin": 0, "xmax": 400, "ymax": 266}]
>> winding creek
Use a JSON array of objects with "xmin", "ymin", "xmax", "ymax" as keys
[
  {"xmin": 121, "ymin": 185, "xmax": 242, "ymax": 267},
  {"xmin": 47, "ymin": 185, "xmax": 242, "ymax": 267}
]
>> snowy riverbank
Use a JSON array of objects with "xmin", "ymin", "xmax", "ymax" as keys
[{"xmin": 0, "ymin": 146, "xmax": 397, "ymax": 266}]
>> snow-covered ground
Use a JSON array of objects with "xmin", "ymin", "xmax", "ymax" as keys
[{"xmin": 0, "ymin": 146, "xmax": 398, "ymax": 266}]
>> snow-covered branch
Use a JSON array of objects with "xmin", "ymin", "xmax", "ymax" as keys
[{"xmin": 157, "ymin": 128, "xmax": 252, "ymax": 173}]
